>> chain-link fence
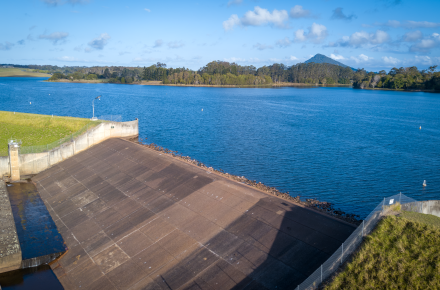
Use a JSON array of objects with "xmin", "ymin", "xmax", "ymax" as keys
[
  {"xmin": 20, "ymin": 121, "xmax": 103, "ymax": 154},
  {"xmin": 297, "ymin": 193, "xmax": 418, "ymax": 290}
]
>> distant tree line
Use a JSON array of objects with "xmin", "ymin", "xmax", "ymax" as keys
[
  {"xmin": 43, "ymin": 61, "xmax": 440, "ymax": 90},
  {"xmin": 352, "ymin": 66, "xmax": 440, "ymax": 90}
]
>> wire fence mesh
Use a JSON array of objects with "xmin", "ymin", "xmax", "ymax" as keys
[
  {"xmin": 297, "ymin": 192, "xmax": 418, "ymax": 290},
  {"xmin": 18, "ymin": 115, "xmax": 125, "ymax": 155},
  {"xmin": 20, "ymin": 121, "xmax": 102, "ymax": 154}
]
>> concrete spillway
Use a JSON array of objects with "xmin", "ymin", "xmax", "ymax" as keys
[{"xmin": 32, "ymin": 138, "xmax": 355, "ymax": 289}]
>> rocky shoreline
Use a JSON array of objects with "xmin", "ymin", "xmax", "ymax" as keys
[{"xmin": 132, "ymin": 138, "xmax": 362, "ymax": 225}]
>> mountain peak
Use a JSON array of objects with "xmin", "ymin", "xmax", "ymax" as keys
[{"xmin": 305, "ymin": 54, "xmax": 354, "ymax": 70}]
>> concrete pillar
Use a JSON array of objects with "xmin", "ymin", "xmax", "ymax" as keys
[{"xmin": 8, "ymin": 140, "xmax": 21, "ymax": 181}]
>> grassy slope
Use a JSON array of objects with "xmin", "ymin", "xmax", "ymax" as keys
[
  {"xmin": 0, "ymin": 111, "xmax": 94, "ymax": 156},
  {"xmin": 325, "ymin": 213, "xmax": 440, "ymax": 289},
  {"xmin": 0, "ymin": 68, "xmax": 51, "ymax": 77}
]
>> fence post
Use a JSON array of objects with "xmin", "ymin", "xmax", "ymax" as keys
[
  {"xmin": 320, "ymin": 264, "xmax": 323, "ymax": 283},
  {"xmin": 341, "ymin": 243, "xmax": 343, "ymax": 264},
  {"xmin": 362, "ymin": 220, "xmax": 364, "ymax": 237}
]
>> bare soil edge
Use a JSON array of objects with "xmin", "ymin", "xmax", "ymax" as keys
[{"xmin": 126, "ymin": 137, "xmax": 362, "ymax": 226}]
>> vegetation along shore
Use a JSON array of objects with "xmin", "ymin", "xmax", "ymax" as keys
[{"xmin": 3, "ymin": 54, "xmax": 439, "ymax": 91}]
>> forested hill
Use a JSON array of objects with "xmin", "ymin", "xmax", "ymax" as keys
[
  {"xmin": 13, "ymin": 59, "xmax": 438, "ymax": 90},
  {"xmin": 305, "ymin": 54, "xmax": 355, "ymax": 71}
]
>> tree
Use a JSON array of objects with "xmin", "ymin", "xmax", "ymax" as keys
[{"xmin": 103, "ymin": 68, "xmax": 111, "ymax": 78}]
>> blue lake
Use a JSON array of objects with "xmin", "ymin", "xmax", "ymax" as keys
[{"xmin": 1, "ymin": 77, "xmax": 439, "ymax": 217}]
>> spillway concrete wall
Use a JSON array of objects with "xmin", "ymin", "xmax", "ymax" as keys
[
  {"xmin": 402, "ymin": 200, "xmax": 440, "ymax": 218},
  {"xmin": 0, "ymin": 181, "xmax": 22, "ymax": 274},
  {"xmin": 0, "ymin": 119, "xmax": 138, "ymax": 177}
]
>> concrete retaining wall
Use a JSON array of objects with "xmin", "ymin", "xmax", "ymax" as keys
[
  {"xmin": 402, "ymin": 200, "xmax": 440, "ymax": 218},
  {"xmin": 0, "ymin": 119, "xmax": 138, "ymax": 177},
  {"xmin": 0, "ymin": 181, "xmax": 22, "ymax": 274}
]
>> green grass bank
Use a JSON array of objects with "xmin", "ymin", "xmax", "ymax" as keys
[
  {"xmin": 0, "ymin": 111, "xmax": 96, "ymax": 156},
  {"xmin": 325, "ymin": 211, "xmax": 440, "ymax": 289},
  {"xmin": 0, "ymin": 68, "xmax": 51, "ymax": 78}
]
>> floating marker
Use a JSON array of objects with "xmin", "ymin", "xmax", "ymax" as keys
[
  {"xmin": 423, "ymin": 180, "xmax": 427, "ymax": 187},
  {"xmin": 201, "ymin": 109, "xmax": 203, "ymax": 111},
  {"xmin": 30, "ymin": 102, "xmax": 31, "ymax": 104},
  {"xmin": 420, "ymin": 126, "xmax": 421, "ymax": 129}
]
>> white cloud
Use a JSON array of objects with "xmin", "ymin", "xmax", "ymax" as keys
[
  {"xmin": 374, "ymin": 20, "xmax": 440, "ymax": 29},
  {"xmin": 329, "ymin": 30, "xmax": 390, "ymax": 47},
  {"xmin": 223, "ymin": 15, "xmax": 240, "ymax": 31},
  {"xmin": 289, "ymin": 5, "xmax": 310, "ymax": 18},
  {"xmin": 87, "ymin": 33, "xmax": 110, "ymax": 50},
  {"xmin": 0, "ymin": 41, "xmax": 14, "ymax": 51},
  {"xmin": 223, "ymin": 6, "xmax": 289, "ymax": 31},
  {"xmin": 57, "ymin": 56, "xmax": 79, "ymax": 61},
  {"xmin": 39, "ymin": 32, "xmax": 69, "ymax": 44},
  {"xmin": 414, "ymin": 55, "xmax": 437, "ymax": 65},
  {"xmin": 253, "ymin": 43, "xmax": 273, "ymax": 50},
  {"xmin": 402, "ymin": 30, "xmax": 423, "ymax": 42},
  {"xmin": 153, "ymin": 39, "xmax": 163, "ymax": 48},
  {"xmin": 167, "ymin": 41, "xmax": 184, "ymax": 49},
  {"xmin": 227, "ymin": 0, "xmax": 242, "ymax": 7},
  {"xmin": 294, "ymin": 23, "xmax": 328, "ymax": 43},
  {"xmin": 74, "ymin": 44, "xmax": 83, "ymax": 51},
  {"xmin": 382, "ymin": 56, "xmax": 400, "ymax": 65},
  {"xmin": 144, "ymin": 8, "xmax": 151, "ymax": 12},
  {"xmin": 350, "ymin": 54, "xmax": 373, "ymax": 63},
  {"xmin": 330, "ymin": 54, "xmax": 345, "ymax": 60},
  {"xmin": 409, "ymin": 33, "xmax": 440, "ymax": 53},
  {"xmin": 276, "ymin": 37, "xmax": 291, "ymax": 47},
  {"xmin": 289, "ymin": 56, "xmax": 298, "ymax": 61},
  {"xmin": 294, "ymin": 29, "xmax": 306, "ymax": 42},
  {"xmin": 223, "ymin": 57, "xmax": 246, "ymax": 63}
]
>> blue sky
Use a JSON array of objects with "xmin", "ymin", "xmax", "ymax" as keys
[{"xmin": 1, "ymin": 0, "xmax": 440, "ymax": 71}]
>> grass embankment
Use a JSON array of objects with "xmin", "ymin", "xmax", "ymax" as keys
[
  {"xmin": 0, "ymin": 68, "xmax": 51, "ymax": 77},
  {"xmin": 0, "ymin": 111, "xmax": 95, "ymax": 156},
  {"xmin": 325, "ymin": 211, "xmax": 440, "ymax": 289}
]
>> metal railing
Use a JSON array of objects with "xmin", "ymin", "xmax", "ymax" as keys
[{"xmin": 297, "ymin": 193, "xmax": 417, "ymax": 290}]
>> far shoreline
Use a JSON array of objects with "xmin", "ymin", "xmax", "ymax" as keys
[
  {"xmin": 18, "ymin": 78, "xmax": 438, "ymax": 93},
  {"xmin": 44, "ymin": 78, "xmax": 353, "ymax": 89}
]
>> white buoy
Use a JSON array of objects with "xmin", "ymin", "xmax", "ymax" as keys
[
  {"xmin": 423, "ymin": 180, "xmax": 427, "ymax": 187},
  {"xmin": 30, "ymin": 102, "xmax": 31, "ymax": 104},
  {"xmin": 419, "ymin": 126, "xmax": 421, "ymax": 129},
  {"xmin": 201, "ymin": 109, "xmax": 203, "ymax": 111}
]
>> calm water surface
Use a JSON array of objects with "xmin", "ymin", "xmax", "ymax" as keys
[{"xmin": 1, "ymin": 77, "xmax": 439, "ymax": 217}]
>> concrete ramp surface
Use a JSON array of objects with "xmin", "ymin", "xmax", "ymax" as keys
[{"xmin": 33, "ymin": 139, "xmax": 355, "ymax": 290}]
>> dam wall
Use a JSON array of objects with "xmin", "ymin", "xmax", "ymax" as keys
[{"xmin": 0, "ymin": 119, "xmax": 138, "ymax": 177}]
